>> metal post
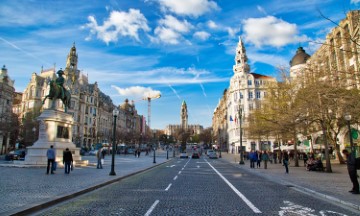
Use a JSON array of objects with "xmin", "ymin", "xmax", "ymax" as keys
[
  {"xmin": 239, "ymin": 106, "xmax": 244, "ymax": 165},
  {"xmin": 167, "ymin": 145, "xmax": 169, "ymax": 159},
  {"xmin": 109, "ymin": 110, "xmax": 118, "ymax": 176},
  {"xmin": 153, "ymin": 145, "xmax": 156, "ymax": 163}
]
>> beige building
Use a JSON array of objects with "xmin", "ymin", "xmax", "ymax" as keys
[
  {"xmin": 212, "ymin": 89, "xmax": 228, "ymax": 151},
  {"xmin": 18, "ymin": 44, "xmax": 146, "ymax": 149},
  {"xmin": 290, "ymin": 10, "xmax": 360, "ymax": 154},
  {"xmin": 0, "ymin": 65, "xmax": 15, "ymax": 154}
]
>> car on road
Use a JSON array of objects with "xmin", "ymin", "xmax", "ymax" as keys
[
  {"xmin": 208, "ymin": 152, "xmax": 218, "ymax": 159},
  {"xmin": 191, "ymin": 152, "xmax": 200, "ymax": 159},
  {"xmin": 179, "ymin": 152, "xmax": 188, "ymax": 159},
  {"xmin": 5, "ymin": 149, "xmax": 27, "ymax": 161},
  {"xmin": 206, "ymin": 149, "xmax": 215, "ymax": 155}
]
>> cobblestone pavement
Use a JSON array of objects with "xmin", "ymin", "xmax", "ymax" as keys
[
  {"xmin": 219, "ymin": 152, "xmax": 360, "ymax": 211},
  {"xmin": 1, "ymin": 150, "xmax": 359, "ymax": 215},
  {"xmin": 0, "ymin": 151, "xmax": 169, "ymax": 216}
]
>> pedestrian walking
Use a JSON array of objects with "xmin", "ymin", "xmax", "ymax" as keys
[
  {"xmin": 342, "ymin": 149, "xmax": 359, "ymax": 194},
  {"xmin": 137, "ymin": 148, "xmax": 141, "ymax": 158},
  {"xmin": 262, "ymin": 150, "xmax": 269, "ymax": 169},
  {"xmin": 249, "ymin": 150, "xmax": 255, "ymax": 168},
  {"xmin": 303, "ymin": 152, "xmax": 308, "ymax": 167},
  {"xmin": 46, "ymin": 145, "xmax": 56, "ymax": 174},
  {"xmin": 283, "ymin": 151, "xmax": 289, "ymax": 174},
  {"xmin": 63, "ymin": 148, "xmax": 73, "ymax": 174},
  {"xmin": 96, "ymin": 148, "xmax": 103, "ymax": 169},
  {"xmin": 256, "ymin": 150, "xmax": 262, "ymax": 168}
]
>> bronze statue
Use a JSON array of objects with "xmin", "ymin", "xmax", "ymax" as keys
[{"xmin": 43, "ymin": 69, "xmax": 71, "ymax": 112}]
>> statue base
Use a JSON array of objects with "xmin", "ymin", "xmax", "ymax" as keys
[{"xmin": 23, "ymin": 109, "xmax": 86, "ymax": 166}]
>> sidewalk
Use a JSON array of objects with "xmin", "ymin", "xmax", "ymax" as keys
[
  {"xmin": 219, "ymin": 152, "xmax": 360, "ymax": 211},
  {"xmin": 0, "ymin": 151, "xmax": 170, "ymax": 216}
]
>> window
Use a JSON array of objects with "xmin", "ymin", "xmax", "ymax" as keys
[
  {"xmin": 256, "ymin": 91, "xmax": 261, "ymax": 99},
  {"xmin": 255, "ymin": 80, "xmax": 260, "ymax": 86},
  {"xmin": 240, "ymin": 93, "xmax": 243, "ymax": 99},
  {"xmin": 248, "ymin": 80, "xmax": 252, "ymax": 86},
  {"xmin": 248, "ymin": 91, "xmax": 253, "ymax": 99}
]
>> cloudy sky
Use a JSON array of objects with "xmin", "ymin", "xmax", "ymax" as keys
[{"xmin": 0, "ymin": 0, "xmax": 359, "ymax": 129}]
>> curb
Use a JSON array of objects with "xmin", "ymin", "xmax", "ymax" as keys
[{"xmin": 4, "ymin": 159, "xmax": 172, "ymax": 216}]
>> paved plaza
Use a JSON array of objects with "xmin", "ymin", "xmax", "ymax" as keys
[{"xmin": 0, "ymin": 150, "xmax": 359, "ymax": 215}]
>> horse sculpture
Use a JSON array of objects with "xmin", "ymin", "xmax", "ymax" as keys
[{"xmin": 43, "ymin": 80, "xmax": 71, "ymax": 113}]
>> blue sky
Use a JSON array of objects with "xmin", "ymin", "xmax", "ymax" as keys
[{"xmin": 0, "ymin": 0, "xmax": 359, "ymax": 130}]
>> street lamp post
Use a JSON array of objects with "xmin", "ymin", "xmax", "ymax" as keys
[
  {"xmin": 109, "ymin": 108, "xmax": 119, "ymax": 176},
  {"xmin": 153, "ymin": 144, "xmax": 156, "ymax": 163},
  {"xmin": 238, "ymin": 105, "xmax": 244, "ymax": 165},
  {"xmin": 344, "ymin": 114, "xmax": 356, "ymax": 158}
]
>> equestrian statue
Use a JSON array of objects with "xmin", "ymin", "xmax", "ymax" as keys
[{"xmin": 43, "ymin": 69, "xmax": 71, "ymax": 112}]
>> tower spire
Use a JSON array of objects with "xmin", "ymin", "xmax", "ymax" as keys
[{"xmin": 233, "ymin": 37, "xmax": 250, "ymax": 74}]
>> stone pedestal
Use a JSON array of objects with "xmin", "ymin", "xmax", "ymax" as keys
[{"xmin": 23, "ymin": 109, "xmax": 81, "ymax": 166}]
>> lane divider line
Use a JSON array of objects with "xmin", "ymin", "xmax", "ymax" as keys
[
  {"xmin": 178, "ymin": 171, "xmax": 181, "ymax": 174},
  {"xmin": 165, "ymin": 183, "xmax": 172, "ymax": 191},
  {"xmin": 144, "ymin": 200, "xmax": 159, "ymax": 216},
  {"xmin": 206, "ymin": 160, "xmax": 262, "ymax": 214},
  {"xmin": 173, "ymin": 176, "xmax": 178, "ymax": 180}
]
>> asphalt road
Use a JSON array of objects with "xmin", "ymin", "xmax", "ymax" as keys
[{"xmin": 34, "ymin": 156, "xmax": 359, "ymax": 216}]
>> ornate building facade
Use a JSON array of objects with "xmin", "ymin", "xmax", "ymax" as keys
[
  {"xmin": 0, "ymin": 65, "xmax": 15, "ymax": 154},
  {"xmin": 18, "ymin": 44, "xmax": 146, "ymax": 148},
  {"xmin": 213, "ymin": 38, "xmax": 277, "ymax": 153}
]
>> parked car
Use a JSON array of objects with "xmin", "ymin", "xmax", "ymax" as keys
[
  {"xmin": 179, "ymin": 152, "xmax": 189, "ymax": 159},
  {"xmin": 208, "ymin": 152, "xmax": 218, "ymax": 159},
  {"xmin": 5, "ymin": 149, "xmax": 27, "ymax": 161},
  {"xmin": 206, "ymin": 149, "xmax": 215, "ymax": 155},
  {"xmin": 191, "ymin": 152, "xmax": 200, "ymax": 159}
]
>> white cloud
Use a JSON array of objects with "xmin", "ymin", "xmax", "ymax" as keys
[
  {"xmin": 193, "ymin": 31, "xmax": 210, "ymax": 40},
  {"xmin": 227, "ymin": 27, "xmax": 239, "ymax": 38},
  {"xmin": 207, "ymin": 20, "xmax": 218, "ymax": 29},
  {"xmin": 152, "ymin": 15, "xmax": 193, "ymax": 44},
  {"xmin": 158, "ymin": 15, "xmax": 193, "ymax": 33},
  {"xmin": 82, "ymin": 9, "xmax": 150, "ymax": 44},
  {"xmin": 257, "ymin": 5, "xmax": 267, "ymax": 15},
  {"xmin": 158, "ymin": 0, "xmax": 219, "ymax": 17},
  {"xmin": 153, "ymin": 26, "xmax": 182, "ymax": 44},
  {"xmin": 351, "ymin": 0, "xmax": 360, "ymax": 4},
  {"xmin": 86, "ymin": 67, "xmax": 227, "ymax": 86},
  {"xmin": 242, "ymin": 16, "xmax": 308, "ymax": 48},
  {"xmin": 111, "ymin": 85, "xmax": 161, "ymax": 99}
]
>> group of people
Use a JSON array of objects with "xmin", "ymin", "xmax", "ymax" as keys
[
  {"xmin": 46, "ymin": 145, "xmax": 73, "ymax": 174},
  {"xmin": 247, "ymin": 150, "xmax": 290, "ymax": 173},
  {"xmin": 248, "ymin": 150, "xmax": 271, "ymax": 169}
]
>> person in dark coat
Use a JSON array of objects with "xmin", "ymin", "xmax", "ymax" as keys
[
  {"xmin": 63, "ymin": 148, "xmax": 73, "ymax": 174},
  {"xmin": 342, "ymin": 149, "xmax": 359, "ymax": 194},
  {"xmin": 283, "ymin": 151, "xmax": 289, "ymax": 174}
]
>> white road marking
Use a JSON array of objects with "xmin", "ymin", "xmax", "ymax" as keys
[
  {"xmin": 206, "ymin": 160, "xmax": 262, "ymax": 214},
  {"xmin": 165, "ymin": 183, "xmax": 172, "ymax": 191},
  {"xmin": 173, "ymin": 175, "xmax": 178, "ymax": 180},
  {"xmin": 178, "ymin": 171, "xmax": 181, "ymax": 174},
  {"xmin": 166, "ymin": 165, "xmax": 175, "ymax": 167},
  {"xmin": 144, "ymin": 200, "xmax": 159, "ymax": 216},
  {"xmin": 279, "ymin": 201, "xmax": 347, "ymax": 216},
  {"xmin": 196, "ymin": 165, "xmax": 200, "ymax": 168}
]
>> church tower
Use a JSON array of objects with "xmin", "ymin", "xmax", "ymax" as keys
[
  {"xmin": 180, "ymin": 101, "xmax": 188, "ymax": 130},
  {"xmin": 233, "ymin": 37, "xmax": 250, "ymax": 75},
  {"xmin": 64, "ymin": 43, "xmax": 79, "ymax": 88}
]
